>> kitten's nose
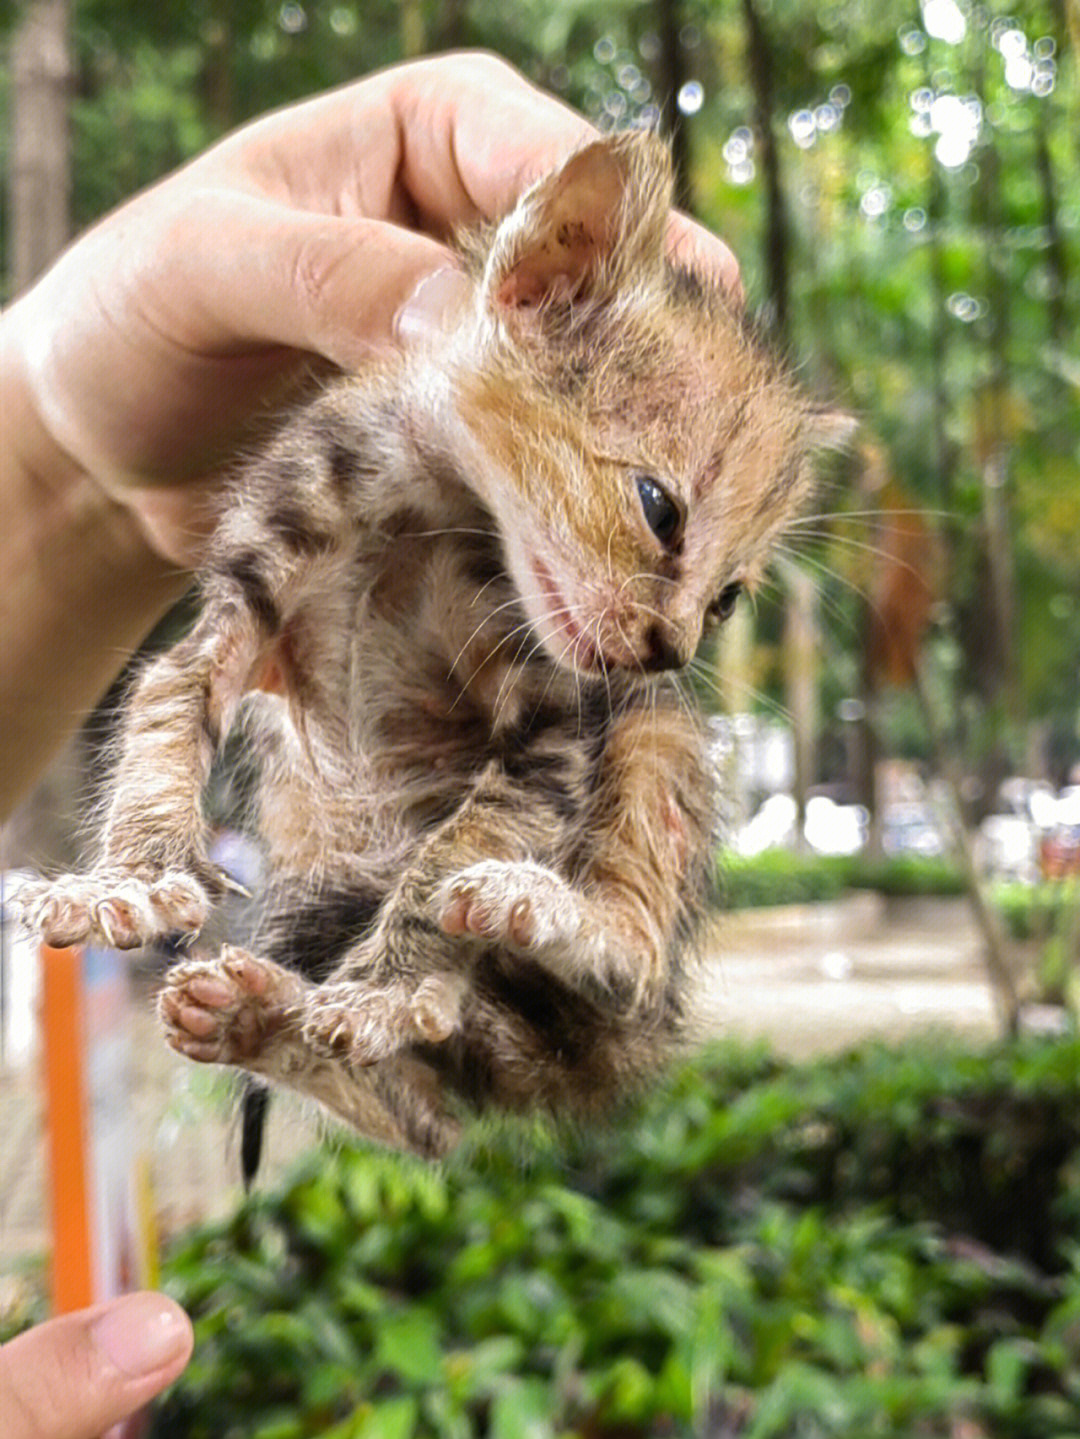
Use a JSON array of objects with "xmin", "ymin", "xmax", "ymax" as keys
[{"xmin": 640, "ymin": 624, "xmax": 691, "ymax": 672}]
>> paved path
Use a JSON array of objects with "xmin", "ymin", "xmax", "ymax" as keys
[
  {"xmin": 694, "ymin": 893, "xmax": 1001, "ymax": 1058},
  {"xmin": 0, "ymin": 896, "xmax": 1007, "ymax": 1292}
]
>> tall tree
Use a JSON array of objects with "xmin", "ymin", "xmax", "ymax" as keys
[
  {"xmin": 7, "ymin": 0, "xmax": 71, "ymax": 295},
  {"xmin": 4, "ymin": 0, "xmax": 81, "ymax": 871}
]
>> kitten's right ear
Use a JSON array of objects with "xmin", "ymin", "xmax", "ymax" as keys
[{"xmin": 483, "ymin": 133, "xmax": 672, "ymax": 318}]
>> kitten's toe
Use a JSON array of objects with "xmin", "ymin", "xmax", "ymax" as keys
[
  {"xmin": 409, "ymin": 972, "xmax": 467, "ymax": 1043},
  {"xmin": 92, "ymin": 880, "xmax": 162, "ymax": 949},
  {"xmin": 149, "ymin": 871, "xmax": 212, "ymax": 935}
]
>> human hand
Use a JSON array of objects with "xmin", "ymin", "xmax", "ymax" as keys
[
  {"xmin": 3, "ymin": 51, "xmax": 740, "ymax": 567},
  {"xmin": 0, "ymin": 1292, "xmax": 192, "ymax": 1439}
]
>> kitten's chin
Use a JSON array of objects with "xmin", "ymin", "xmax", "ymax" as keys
[{"xmin": 525, "ymin": 555, "xmax": 601, "ymax": 675}]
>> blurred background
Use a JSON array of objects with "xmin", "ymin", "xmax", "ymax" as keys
[
  {"xmin": 2, "ymin": 0, "xmax": 1077, "ymax": 897},
  {"xmin": 2, "ymin": 4, "xmax": 1080, "ymax": 1433}
]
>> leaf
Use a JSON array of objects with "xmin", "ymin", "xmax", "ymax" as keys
[
  {"xmin": 489, "ymin": 1377, "xmax": 556, "ymax": 1439},
  {"xmin": 374, "ymin": 1309, "xmax": 444, "ymax": 1386}
]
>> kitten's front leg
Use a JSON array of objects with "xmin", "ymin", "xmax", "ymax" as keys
[
  {"xmin": 16, "ymin": 607, "xmax": 262, "ymax": 950},
  {"xmin": 432, "ymin": 702, "xmax": 715, "ymax": 1004}
]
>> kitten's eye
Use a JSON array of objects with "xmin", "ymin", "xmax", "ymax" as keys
[
  {"xmin": 709, "ymin": 581, "xmax": 743, "ymax": 623},
  {"xmin": 636, "ymin": 476, "xmax": 683, "ymax": 548}
]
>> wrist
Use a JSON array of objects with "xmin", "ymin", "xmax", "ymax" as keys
[{"xmin": 0, "ymin": 311, "xmax": 186, "ymax": 816}]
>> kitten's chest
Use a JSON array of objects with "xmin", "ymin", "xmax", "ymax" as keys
[{"xmin": 345, "ymin": 533, "xmax": 606, "ymax": 818}]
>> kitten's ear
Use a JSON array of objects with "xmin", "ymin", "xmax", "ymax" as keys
[
  {"xmin": 484, "ymin": 132, "xmax": 672, "ymax": 315},
  {"xmin": 804, "ymin": 409, "xmax": 859, "ymax": 452}
]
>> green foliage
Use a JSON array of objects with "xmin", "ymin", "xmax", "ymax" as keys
[
  {"xmin": 717, "ymin": 849, "xmax": 854, "ymax": 909},
  {"xmin": 152, "ymin": 1036, "xmax": 1080, "ymax": 1438},
  {"xmin": 847, "ymin": 852, "xmax": 967, "ymax": 898},
  {"xmin": 994, "ymin": 881, "xmax": 1079, "ymax": 942},
  {"xmin": 715, "ymin": 848, "xmax": 967, "ymax": 909}
]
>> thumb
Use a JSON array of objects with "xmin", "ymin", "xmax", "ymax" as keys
[
  {"xmin": 0, "ymin": 1293, "xmax": 193, "ymax": 1439},
  {"xmin": 169, "ymin": 194, "xmax": 474, "ymax": 369}
]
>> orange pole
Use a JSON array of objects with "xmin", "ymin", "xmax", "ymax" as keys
[{"xmin": 41, "ymin": 944, "xmax": 94, "ymax": 1313}]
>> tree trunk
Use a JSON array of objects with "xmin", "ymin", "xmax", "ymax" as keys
[
  {"xmin": 741, "ymin": 0, "xmax": 789, "ymax": 338},
  {"xmin": 400, "ymin": 0, "xmax": 426, "ymax": 59},
  {"xmin": 8, "ymin": 0, "xmax": 71, "ymax": 297},
  {"xmin": 654, "ymin": 0, "xmax": 693, "ymax": 210},
  {"xmin": 739, "ymin": 0, "xmax": 815, "ymax": 840},
  {"xmin": 3, "ymin": 0, "xmax": 79, "ymax": 873}
]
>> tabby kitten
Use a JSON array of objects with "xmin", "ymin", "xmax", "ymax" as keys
[{"xmin": 19, "ymin": 133, "xmax": 848, "ymax": 1161}]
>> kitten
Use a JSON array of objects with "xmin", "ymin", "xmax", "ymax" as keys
[{"xmin": 18, "ymin": 133, "xmax": 849, "ymax": 1161}]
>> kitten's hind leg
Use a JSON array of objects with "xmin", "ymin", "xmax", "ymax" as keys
[
  {"xmin": 159, "ymin": 947, "xmax": 461, "ymax": 1156},
  {"xmin": 435, "ymin": 859, "xmax": 583, "ymax": 952},
  {"xmin": 160, "ymin": 947, "xmax": 466, "ymax": 1069}
]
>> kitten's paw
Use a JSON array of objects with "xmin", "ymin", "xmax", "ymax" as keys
[
  {"xmin": 435, "ymin": 860, "xmax": 581, "ymax": 951},
  {"xmin": 14, "ymin": 870, "xmax": 211, "ymax": 949},
  {"xmin": 302, "ymin": 972, "xmax": 464, "ymax": 1064},
  {"xmin": 159, "ymin": 946, "xmax": 306, "ymax": 1064}
]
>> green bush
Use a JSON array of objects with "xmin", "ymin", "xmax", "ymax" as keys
[
  {"xmin": 846, "ymin": 853, "xmax": 967, "ymax": 898},
  {"xmin": 993, "ymin": 881, "xmax": 1080, "ymax": 941},
  {"xmin": 715, "ymin": 849, "xmax": 968, "ymax": 910},
  {"xmin": 152, "ymin": 1037, "xmax": 1080, "ymax": 1438},
  {"xmin": 716, "ymin": 850, "xmax": 854, "ymax": 909}
]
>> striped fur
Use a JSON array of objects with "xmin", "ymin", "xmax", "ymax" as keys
[{"xmin": 18, "ymin": 133, "xmax": 844, "ymax": 1158}]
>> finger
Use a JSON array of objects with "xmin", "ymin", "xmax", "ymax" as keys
[
  {"xmin": 387, "ymin": 54, "xmax": 741, "ymax": 294},
  {"xmin": 159, "ymin": 195, "xmax": 469, "ymax": 368},
  {"xmin": 0, "ymin": 1293, "xmax": 193, "ymax": 1439},
  {"xmin": 391, "ymin": 55, "xmax": 741, "ymax": 296},
  {"xmin": 395, "ymin": 52, "xmax": 599, "ymax": 225},
  {"xmin": 667, "ymin": 213, "xmax": 744, "ymax": 300}
]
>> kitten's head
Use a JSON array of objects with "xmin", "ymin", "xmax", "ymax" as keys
[{"xmin": 452, "ymin": 131, "xmax": 852, "ymax": 677}]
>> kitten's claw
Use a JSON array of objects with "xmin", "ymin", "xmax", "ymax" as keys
[
  {"xmin": 13, "ymin": 870, "xmax": 211, "ymax": 949},
  {"xmin": 435, "ymin": 860, "xmax": 581, "ymax": 951},
  {"xmin": 159, "ymin": 947, "xmax": 305, "ymax": 1064}
]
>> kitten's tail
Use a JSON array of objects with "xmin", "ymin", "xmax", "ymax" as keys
[{"xmin": 240, "ymin": 1077, "xmax": 271, "ymax": 1189}]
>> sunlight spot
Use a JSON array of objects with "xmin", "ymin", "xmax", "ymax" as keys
[
  {"xmin": 899, "ymin": 25, "xmax": 928, "ymax": 55},
  {"xmin": 677, "ymin": 81, "xmax": 705, "ymax": 115},
  {"xmin": 278, "ymin": 2, "xmax": 306, "ymax": 34},
  {"xmin": 946, "ymin": 292, "xmax": 984, "ymax": 323},
  {"xmin": 929, "ymin": 94, "xmax": 981, "ymax": 168},
  {"xmin": 860, "ymin": 184, "xmax": 892, "ymax": 219},
  {"xmin": 921, "ymin": 0, "xmax": 966, "ymax": 46},
  {"xmin": 789, "ymin": 109, "xmax": 817, "ymax": 148}
]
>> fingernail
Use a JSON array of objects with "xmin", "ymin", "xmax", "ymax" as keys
[
  {"xmin": 92, "ymin": 1293, "xmax": 192, "ymax": 1378},
  {"xmin": 395, "ymin": 267, "xmax": 472, "ymax": 347}
]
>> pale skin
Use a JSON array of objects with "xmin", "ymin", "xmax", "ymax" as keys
[{"xmin": 0, "ymin": 52, "xmax": 739, "ymax": 1435}]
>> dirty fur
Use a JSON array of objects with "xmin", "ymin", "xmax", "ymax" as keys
[{"xmin": 18, "ymin": 133, "xmax": 847, "ymax": 1160}]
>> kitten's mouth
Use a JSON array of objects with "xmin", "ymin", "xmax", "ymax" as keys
[{"xmin": 529, "ymin": 556, "xmax": 598, "ymax": 672}]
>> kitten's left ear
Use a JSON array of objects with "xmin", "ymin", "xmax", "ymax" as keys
[
  {"xmin": 804, "ymin": 409, "xmax": 859, "ymax": 452},
  {"xmin": 484, "ymin": 132, "xmax": 672, "ymax": 315}
]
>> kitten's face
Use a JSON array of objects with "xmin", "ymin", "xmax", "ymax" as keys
[
  {"xmin": 463, "ymin": 293, "xmax": 820, "ymax": 676},
  {"xmin": 452, "ymin": 133, "xmax": 848, "ymax": 679}
]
